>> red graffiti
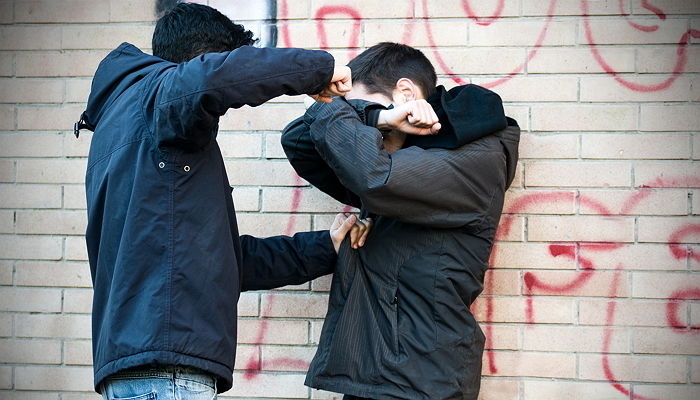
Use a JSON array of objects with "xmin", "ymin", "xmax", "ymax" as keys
[
  {"xmin": 619, "ymin": 0, "xmax": 665, "ymax": 32},
  {"xmin": 315, "ymin": 6, "xmax": 362, "ymax": 59},
  {"xmin": 668, "ymin": 224, "xmax": 700, "ymax": 262},
  {"xmin": 666, "ymin": 288, "xmax": 700, "ymax": 332},
  {"xmin": 461, "ymin": 0, "xmax": 505, "ymax": 26}
]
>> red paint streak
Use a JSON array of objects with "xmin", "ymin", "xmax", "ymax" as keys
[
  {"xmin": 639, "ymin": 175, "xmax": 700, "ymax": 189},
  {"xmin": 483, "ymin": 268, "xmax": 497, "ymax": 373},
  {"xmin": 401, "ymin": 0, "xmax": 417, "ymax": 44},
  {"xmin": 262, "ymin": 357, "xmax": 311, "ymax": 370},
  {"xmin": 583, "ymin": 0, "xmax": 700, "ymax": 92},
  {"xmin": 668, "ymin": 224, "xmax": 700, "ymax": 263},
  {"xmin": 461, "ymin": 0, "xmax": 505, "ymax": 26},
  {"xmin": 641, "ymin": 0, "xmax": 666, "ymax": 20},
  {"xmin": 315, "ymin": 6, "xmax": 362, "ymax": 59},
  {"xmin": 420, "ymin": 0, "xmax": 467, "ymax": 85},
  {"xmin": 666, "ymin": 288, "xmax": 700, "ymax": 332},
  {"xmin": 620, "ymin": 189, "xmax": 653, "ymax": 214},
  {"xmin": 278, "ymin": 0, "xmax": 292, "ymax": 47},
  {"xmin": 579, "ymin": 194, "xmax": 613, "ymax": 216},
  {"xmin": 618, "ymin": 0, "xmax": 660, "ymax": 32}
]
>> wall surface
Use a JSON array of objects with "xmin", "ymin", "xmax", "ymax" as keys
[{"xmin": 0, "ymin": 0, "xmax": 699, "ymax": 399}]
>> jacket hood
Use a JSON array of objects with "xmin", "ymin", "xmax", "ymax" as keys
[{"xmin": 76, "ymin": 43, "xmax": 167, "ymax": 133}]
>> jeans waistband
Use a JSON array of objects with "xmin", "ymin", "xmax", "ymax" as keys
[{"xmin": 108, "ymin": 365, "xmax": 216, "ymax": 387}]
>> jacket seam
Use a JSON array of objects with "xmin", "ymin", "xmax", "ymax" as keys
[{"xmin": 86, "ymin": 138, "xmax": 147, "ymax": 171}]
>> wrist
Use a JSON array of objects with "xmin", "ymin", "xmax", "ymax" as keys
[{"xmin": 376, "ymin": 110, "xmax": 391, "ymax": 130}]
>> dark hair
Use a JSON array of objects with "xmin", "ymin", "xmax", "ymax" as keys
[
  {"xmin": 347, "ymin": 42, "xmax": 437, "ymax": 98},
  {"xmin": 153, "ymin": 2, "xmax": 256, "ymax": 63}
]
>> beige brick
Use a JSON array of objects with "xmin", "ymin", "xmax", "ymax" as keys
[
  {"xmin": 528, "ymin": 215, "xmax": 635, "ymax": 242},
  {"xmin": 633, "ymin": 272, "xmax": 700, "ymax": 299},
  {"xmin": 310, "ymin": 320, "xmax": 323, "ymax": 344},
  {"xmin": 109, "ymin": 0, "xmax": 157, "ymax": 22},
  {"xmin": 491, "ymin": 242, "xmax": 576, "ymax": 269},
  {"xmin": 225, "ymin": 372, "xmax": 307, "ymax": 398},
  {"xmin": 225, "ymin": 160, "xmax": 304, "ymax": 186},
  {"xmin": 64, "ymin": 184, "xmax": 87, "ymax": 210},
  {"xmin": 238, "ymin": 292, "xmax": 259, "ymax": 317},
  {"xmin": 580, "ymin": 299, "xmax": 682, "ymax": 327},
  {"xmin": 638, "ymin": 216, "xmax": 700, "ymax": 243},
  {"xmin": 17, "ymin": 105, "xmax": 86, "ymax": 131},
  {"xmin": 0, "ymin": 287, "xmax": 62, "ymax": 312},
  {"xmin": 581, "ymin": 75, "xmax": 693, "ymax": 102},
  {"xmin": 694, "ymin": 135, "xmax": 700, "ymax": 161},
  {"xmin": 16, "ymin": 52, "xmax": 107, "ymax": 78},
  {"xmin": 284, "ymin": 21, "xmax": 364, "ymax": 49},
  {"xmin": 16, "ymin": 159, "xmax": 87, "ymax": 184},
  {"xmin": 16, "ymin": 314, "xmax": 91, "ymax": 339},
  {"xmin": 0, "ymin": 210, "xmax": 13, "ymax": 233},
  {"xmin": 0, "ymin": 314, "xmax": 11, "ymax": 337},
  {"xmin": 633, "ymin": 0, "xmax": 700, "ymax": 14},
  {"xmin": 524, "ymin": 325, "xmax": 628, "ymax": 353},
  {"xmin": 0, "ymin": 183, "xmax": 63, "ymax": 209},
  {"xmin": 582, "ymin": 133, "xmax": 690, "ymax": 160},
  {"xmin": 15, "ymin": 366, "xmax": 93, "ymax": 391},
  {"xmin": 0, "ymin": 366, "xmax": 11, "ymax": 388},
  {"xmin": 693, "ymin": 358, "xmax": 700, "ymax": 383},
  {"xmin": 0, "ymin": 235, "xmax": 62, "ymax": 260},
  {"xmin": 0, "ymin": 0, "xmax": 12, "ymax": 23},
  {"xmin": 261, "ymin": 345, "xmax": 315, "ymax": 371},
  {"xmin": 365, "ymin": 20, "xmax": 467, "ymax": 47},
  {"xmin": 0, "ymin": 26, "xmax": 62, "ymax": 50},
  {"xmin": 503, "ymin": 190, "xmax": 577, "ymax": 214},
  {"xmin": 0, "ymin": 338, "xmax": 62, "ymax": 364},
  {"xmin": 634, "ymin": 327, "xmax": 700, "ymax": 355},
  {"xmin": 525, "ymin": 161, "xmax": 631, "ymax": 188},
  {"xmin": 532, "ymin": 105, "xmax": 637, "ymax": 132},
  {"xmin": 425, "ymin": 48, "xmax": 527, "ymax": 75},
  {"xmin": 0, "ymin": 133, "xmax": 64, "ymax": 157},
  {"xmin": 476, "ymin": 78, "xmax": 579, "ymax": 103},
  {"xmin": 518, "ymin": 134, "xmax": 579, "ymax": 159},
  {"xmin": 0, "ymin": 260, "xmax": 11, "ymax": 285},
  {"xmin": 65, "ymin": 131, "xmax": 92, "ymax": 157},
  {"xmin": 233, "ymin": 344, "xmax": 258, "ymax": 370},
  {"xmin": 579, "ymin": 354, "xmax": 686, "ymax": 383},
  {"xmin": 633, "ymin": 385, "xmax": 700, "ymax": 400},
  {"xmin": 264, "ymin": 132, "xmax": 287, "ymax": 159},
  {"xmin": 66, "ymin": 79, "xmax": 92, "ymax": 103},
  {"xmin": 231, "ymin": 187, "xmax": 260, "ymax": 212},
  {"xmin": 237, "ymin": 213, "xmax": 312, "ymax": 237},
  {"xmin": 583, "ymin": 243, "xmax": 687, "ymax": 271},
  {"xmin": 638, "ymin": 46, "xmax": 700, "ymax": 73},
  {"xmin": 16, "ymin": 262, "xmax": 91, "ymax": 288},
  {"xmin": 471, "ymin": 21, "xmax": 577, "ymax": 46},
  {"xmin": 62, "ymin": 24, "xmax": 153, "ymax": 50},
  {"xmin": 495, "ymin": 215, "xmax": 524, "ymax": 241},
  {"xmin": 484, "ymin": 351, "xmax": 576, "ymax": 378},
  {"xmin": 217, "ymin": 133, "xmax": 263, "ymax": 158},
  {"xmin": 528, "ymin": 48, "xmax": 636, "ymax": 73},
  {"xmin": 579, "ymin": 189, "xmax": 688, "ymax": 215},
  {"xmin": 423, "ymin": 0, "xmax": 519, "ymax": 18},
  {"xmin": 691, "ymin": 302, "xmax": 700, "ymax": 326},
  {"xmin": 14, "ymin": 0, "xmax": 110, "ymax": 23},
  {"xmin": 65, "ymin": 236, "xmax": 88, "ymax": 261},
  {"xmin": 16, "ymin": 210, "xmax": 87, "ymax": 235},
  {"xmin": 261, "ymin": 293, "xmax": 329, "ymax": 318},
  {"xmin": 482, "ymin": 324, "xmax": 519, "ymax": 350},
  {"xmin": 263, "ymin": 187, "xmax": 345, "ymax": 213},
  {"xmin": 0, "ymin": 52, "xmax": 12, "ymax": 77},
  {"xmin": 237, "ymin": 319, "xmax": 308, "ymax": 344},
  {"xmin": 641, "ymin": 105, "xmax": 700, "ymax": 132},
  {"xmin": 312, "ymin": 0, "xmax": 412, "ymax": 18},
  {"xmin": 635, "ymin": 161, "xmax": 700, "ymax": 188},
  {"xmin": 63, "ymin": 289, "xmax": 93, "ymax": 314},
  {"xmin": 219, "ymin": 104, "xmax": 305, "ymax": 131},
  {"xmin": 482, "ymin": 270, "xmax": 520, "ymax": 296},
  {"xmin": 0, "ymin": 393, "xmax": 59, "ymax": 400},
  {"xmin": 311, "ymin": 274, "xmax": 332, "ymax": 292},
  {"xmin": 525, "ymin": 270, "xmax": 628, "ymax": 297},
  {"xmin": 0, "ymin": 106, "xmax": 14, "ymax": 130},
  {"xmin": 471, "ymin": 296, "xmax": 574, "ymax": 324},
  {"xmin": 695, "ymin": 191, "xmax": 700, "ymax": 215},
  {"xmin": 312, "ymin": 388, "xmax": 346, "ymax": 399},
  {"xmin": 523, "ymin": 381, "xmax": 629, "ymax": 400},
  {"xmin": 584, "ymin": 18, "xmax": 690, "ymax": 44},
  {"xmin": 0, "ymin": 160, "xmax": 14, "ymax": 183},
  {"xmin": 503, "ymin": 106, "xmax": 529, "ymax": 133},
  {"xmin": 64, "ymin": 340, "xmax": 92, "ymax": 365}
]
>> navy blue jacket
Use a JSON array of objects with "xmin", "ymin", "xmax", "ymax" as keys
[{"xmin": 81, "ymin": 43, "xmax": 338, "ymax": 393}]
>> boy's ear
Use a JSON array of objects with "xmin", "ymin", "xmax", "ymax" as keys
[{"xmin": 395, "ymin": 78, "xmax": 420, "ymax": 101}]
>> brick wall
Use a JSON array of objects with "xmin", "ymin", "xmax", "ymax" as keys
[{"xmin": 0, "ymin": 0, "xmax": 698, "ymax": 399}]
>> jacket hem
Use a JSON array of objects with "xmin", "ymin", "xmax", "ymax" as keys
[{"xmin": 306, "ymin": 377, "xmax": 393, "ymax": 400}]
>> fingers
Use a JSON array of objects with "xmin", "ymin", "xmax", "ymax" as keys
[
  {"xmin": 349, "ymin": 217, "xmax": 372, "ymax": 249},
  {"xmin": 405, "ymin": 100, "xmax": 439, "ymax": 129}
]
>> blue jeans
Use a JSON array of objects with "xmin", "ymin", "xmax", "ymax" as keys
[{"xmin": 101, "ymin": 366, "xmax": 217, "ymax": 400}]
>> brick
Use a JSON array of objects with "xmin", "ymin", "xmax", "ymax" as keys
[
  {"xmin": 0, "ymin": 393, "xmax": 59, "ymax": 400},
  {"xmin": 65, "ymin": 131, "xmax": 92, "ymax": 157},
  {"xmin": 423, "ymin": 0, "xmax": 519, "ymax": 18},
  {"xmin": 638, "ymin": 47, "xmax": 700, "ymax": 73},
  {"xmin": 64, "ymin": 184, "xmax": 87, "ymax": 210},
  {"xmin": 0, "ymin": 287, "xmax": 62, "ymax": 312},
  {"xmin": 16, "ymin": 210, "xmax": 87, "ymax": 235},
  {"xmin": 64, "ymin": 340, "xmax": 92, "ymax": 365},
  {"xmin": 62, "ymin": 24, "xmax": 153, "ymax": 50},
  {"xmin": 237, "ymin": 319, "xmax": 308, "ymax": 344},
  {"xmin": 0, "ymin": 339, "xmax": 62, "ymax": 364},
  {"xmin": 0, "ymin": 366, "xmax": 10, "ymax": 388},
  {"xmin": 284, "ymin": 21, "xmax": 364, "ymax": 49},
  {"xmin": 694, "ymin": 135, "xmax": 700, "ymax": 161},
  {"xmin": 503, "ymin": 190, "xmax": 577, "ymax": 214},
  {"xmin": 475, "ymin": 379, "xmax": 519, "ymax": 400},
  {"xmin": 523, "ymin": 381, "xmax": 630, "ymax": 400},
  {"xmin": 66, "ymin": 79, "xmax": 92, "ymax": 103},
  {"xmin": 481, "ymin": 270, "xmax": 520, "ymax": 296},
  {"xmin": 0, "ymin": 106, "xmax": 14, "ymax": 130},
  {"xmin": 17, "ymin": 105, "xmax": 86, "ymax": 131},
  {"xmin": 525, "ymin": 161, "xmax": 631, "ymax": 188},
  {"xmin": 0, "ymin": 314, "xmax": 11, "ymax": 337},
  {"xmin": 16, "ymin": 314, "xmax": 91, "ymax": 339},
  {"xmin": 633, "ymin": 272, "xmax": 700, "ymax": 299},
  {"xmin": 633, "ymin": 0, "xmax": 700, "ymax": 14},
  {"xmin": 15, "ymin": 262, "xmax": 91, "ymax": 288},
  {"xmin": 582, "ymin": 133, "xmax": 690, "ymax": 160},
  {"xmin": 109, "ymin": 0, "xmax": 158, "ymax": 22},
  {"xmin": 579, "ymin": 354, "xmax": 686, "ymax": 383},
  {"xmin": 0, "ymin": 184, "xmax": 63, "ymax": 209},
  {"xmin": 518, "ymin": 133, "xmax": 579, "ymax": 159},
  {"xmin": 490, "ymin": 242, "xmax": 576, "ymax": 269},
  {"xmin": 633, "ymin": 385, "xmax": 700, "ymax": 400},
  {"xmin": 225, "ymin": 160, "xmax": 304, "ymax": 186},
  {"xmin": 581, "ymin": 75, "xmax": 693, "ymax": 102},
  {"xmin": 525, "ymin": 270, "xmax": 628, "ymax": 297},
  {"xmin": 261, "ymin": 345, "xmax": 315, "ymax": 371},
  {"xmin": 0, "ymin": 133, "xmax": 65, "ymax": 158},
  {"xmin": 63, "ymin": 289, "xmax": 93, "ymax": 314},
  {"xmin": 0, "ymin": 26, "xmax": 62, "ymax": 50},
  {"xmin": 528, "ymin": 215, "xmax": 635, "ymax": 242},
  {"xmin": 14, "ymin": 0, "xmax": 110, "ymax": 23},
  {"xmin": 528, "ymin": 48, "xmax": 636, "ymax": 73},
  {"xmin": 232, "ymin": 187, "xmax": 260, "ymax": 212},
  {"xmin": 0, "ymin": 52, "xmax": 12, "ymax": 76},
  {"xmin": 0, "ymin": 160, "xmax": 14, "ymax": 183},
  {"xmin": 634, "ymin": 327, "xmax": 700, "ymax": 355},
  {"xmin": 580, "ymin": 299, "xmax": 682, "ymax": 327},
  {"xmin": 482, "ymin": 324, "xmax": 519, "ymax": 350},
  {"xmin": 261, "ymin": 293, "xmax": 329, "ymax": 318},
  {"xmin": 503, "ymin": 106, "xmax": 529, "ymax": 133},
  {"xmin": 425, "ymin": 48, "xmax": 527, "ymax": 75},
  {"xmin": 233, "ymin": 344, "xmax": 258, "ymax": 370},
  {"xmin": 16, "ymin": 159, "xmax": 87, "ymax": 184},
  {"xmin": 691, "ymin": 302, "xmax": 700, "ymax": 326},
  {"xmin": 471, "ymin": 296, "xmax": 574, "ymax": 324},
  {"xmin": 584, "ymin": 242, "xmax": 687, "ymax": 271},
  {"xmin": 312, "ymin": 0, "xmax": 412, "ymax": 19},
  {"xmin": 0, "ymin": 260, "xmax": 11, "ymax": 285},
  {"xmin": 15, "ymin": 366, "xmax": 93, "ymax": 391},
  {"xmin": 475, "ymin": 77, "xmax": 578, "ymax": 103},
  {"xmin": 217, "ymin": 133, "xmax": 263, "ymax": 158},
  {"xmin": 579, "ymin": 189, "xmax": 688, "ymax": 215},
  {"xmin": 264, "ymin": 133, "xmax": 287, "ymax": 159},
  {"xmin": 471, "ymin": 21, "xmax": 576, "ymax": 46},
  {"xmin": 65, "ymin": 236, "xmax": 88, "ymax": 261},
  {"xmin": 635, "ymin": 161, "xmax": 700, "ymax": 188},
  {"xmin": 583, "ymin": 18, "xmax": 689, "ymax": 45},
  {"xmin": 483, "ymin": 351, "xmax": 576, "ymax": 378},
  {"xmin": 312, "ymin": 388, "xmax": 345, "ymax": 399},
  {"xmin": 310, "ymin": 321, "xmax": 323, "ymax": 344},
  {"xmin": 638, "ymin": 216, "xmax": 700, "ymax": 243},
  {"xmin": 15, "ymin": 52, "xmax": 107, "ymax": 78},
  {"xmin": 311, "ymin": 274, "xmax": 332, "ymax": 292},
  {"xmin": 641, "ymin": 105, "xmax": 700, "ymax": 132},
  {"xmin": 263, "ymin": 187, "xmax": 345, "ymax": 213},
  {"xmin": 693, "ymin": 358, "xmax": 700, "ymax": 383},
  {"xmin": 495, "ymin": 216, "xmax": 524, "ymax": 242},
  {"xmin": 236, "ymin": 213, "xmax": 311, "ymax": 237},
  {"xmin": 0, "ymin": 210, "xmax": 13, "ymax": 233},
  {"xmin": 208, "ymin": 0, "xmax": 276, "ymax": 21},
  {"xmin": 238, "ymin": 292, "xmax": 259, "ymax": 317},
  {"xmin": 0, "ymin": 235, "xmax": 62, "ymax": 260},
  {"xmin": 524, "ymin": 326, "xmax": 628, "ymax": 353},
  {"xmin": 0, "ymin": 0, "xmax": 12, "ymax": 23},
  {"xmin": 365, "ymin": 20, "xmax": 467, "ymax": 47},
  {"xmin": 219, "ymin": 104, "xmax": 306, "ymax": 131},
  {"xmin": 532, "ymin": 105, "xmax": 637, "ymax": 132},
  {"xmin": 225, "ymin": 372, "xmax": 307, "ymax": 398}
]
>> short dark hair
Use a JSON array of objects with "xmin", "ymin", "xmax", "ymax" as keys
[
  {"xmin": 153, "ymin": 2, "xmax": 256, "ymax": 63},
  {"xmin": 347, "ymin": 42, "xmax": 437, "ymax": 99}
]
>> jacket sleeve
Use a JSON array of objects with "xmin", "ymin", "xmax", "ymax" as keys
[
  {"xmin": 239, "ymin": 230, "xmax": 337, "ymax": 291},
  {"xmin": 154, "ymin": 46, "xmax": 334, "ymax": 150},
  {"xmin": 307, "ymin": 98, "xmax": 507, "ymax": 229},
  {"xmin": 281, "ymin": 116, "xmax": 362, "ymax": 208}
]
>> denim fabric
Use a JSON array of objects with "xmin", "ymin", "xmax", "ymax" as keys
[{"xmin": 101, "ymin": 366, "xmax": 216, "ymax": 400}]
